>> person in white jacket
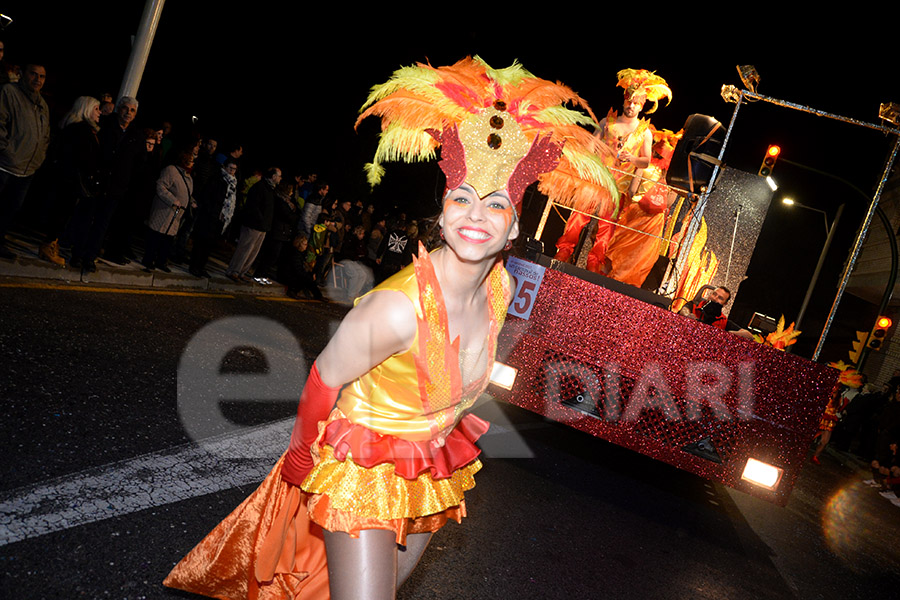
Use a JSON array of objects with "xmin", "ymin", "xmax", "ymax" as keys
[{"xmin": 142, "ymin": 150, "xmax": 194, "ymax": 272}]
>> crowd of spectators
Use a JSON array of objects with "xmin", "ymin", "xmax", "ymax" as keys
[
  {"xmin": 823, "ymin": 372, "xmax": 900, "ymax": 497},
  {"xmin": 0, "ymin": 49, "xmax": 428, "ymax": 304},
  {"xmin": 6, "ymin": 50, "xmax": 898, "ymax": 492}
]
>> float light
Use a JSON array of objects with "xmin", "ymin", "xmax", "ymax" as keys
[
  {"xmin": 741, "ymin": 458, "xmax": 783, "ymax": 490},
  {"xmin": 490, "ymin": 361, "xmax": 518, "ymax": 390}
]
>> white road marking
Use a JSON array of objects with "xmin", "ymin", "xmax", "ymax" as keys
[
  {"xmin": 0, "ymin": 398, "xmax": 532, "ymax": 547},
  {"xmin": 0, "ymin": 418, "xmax": 293, "ymax": 547}
]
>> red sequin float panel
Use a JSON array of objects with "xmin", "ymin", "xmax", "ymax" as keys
[{"xmin": 492, "ymin": 265, "xmax": 837, "ymax": 506}]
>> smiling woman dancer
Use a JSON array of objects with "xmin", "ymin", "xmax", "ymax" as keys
[{"xmin": 164, "ymin": 56, "xmax": 616, "ymax": 600}]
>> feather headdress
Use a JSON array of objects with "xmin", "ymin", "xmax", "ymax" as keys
[
  {"xmin": 616, "ymin": 68, "xmax": 672, "ymax": 115},
  {"xmin": 356, "ymin": 56, "xmax": 619, "ymax": 214},
  {"xmin": 652, "ymin": 127, "xmax": 681, "ymax": 170},
  {"xmin": 827, "ymin": 361, "xmax": 864, "ymax": 388},
  {"xmin": 752, "ymin": 316, "xmax": 801, "ymax": 351}
]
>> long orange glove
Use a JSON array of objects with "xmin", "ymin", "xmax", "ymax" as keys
[{"xmin": 281, "ymin": 362, "xmax": 340, "ymax": 486}]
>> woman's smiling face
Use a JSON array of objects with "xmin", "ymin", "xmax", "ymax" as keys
[{"xmin": 440, "ymin": 183, "xmax": 518, "ymax": 262}]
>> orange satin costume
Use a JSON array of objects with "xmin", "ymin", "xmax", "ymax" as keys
[
  {"xmin": 164, "ymin": 246, "xmax": 510, "ymax": 599},
  {"xmin": 605, "ymin": 163, "xmax": 667, "ymax": 286},
  {"xmin": 555, "ymin": 109, "xmax": 650, "ymax": 270}
]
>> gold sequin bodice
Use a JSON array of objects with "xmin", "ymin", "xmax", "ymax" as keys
[{"xmin": 336, "ymin": 246, "xmax": 510, "ymax": 444}]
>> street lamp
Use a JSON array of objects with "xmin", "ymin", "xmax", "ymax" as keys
[
  {"xmin": 781, "ymin": 198, "xmax": 845, "ymax": 335},
  {"xmin": 781, "ymin": 197, "xmax": 830, "ymax": 236}
]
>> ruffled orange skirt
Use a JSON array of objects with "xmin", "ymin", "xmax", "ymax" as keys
[
  {"xmin": 164, "ymin": 412, "xmax": 488, "ymax": 598},
  {"xmin": 302, "ymin": 408, "xmax": 486, "ymax": 544},
  {"xmin": 818, "ymin": 404, "xmax": 839, "ymax": 432}
]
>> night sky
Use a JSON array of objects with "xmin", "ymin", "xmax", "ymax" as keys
[{"xmin": 6, "ymin": 2, "xmax": 900, "ymax": 359}]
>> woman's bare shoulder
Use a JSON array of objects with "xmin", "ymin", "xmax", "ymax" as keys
[
  {"xmin": 352, "ymin": 289, "xmax": 417, "ymax": 342},
  {"xmin": 316, "ymin": 289, "xmax": 417, "ymax": 387}
]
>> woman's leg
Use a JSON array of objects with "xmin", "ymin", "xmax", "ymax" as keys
[
  {"xmin": 813, "ymin": 430, "xmax": 831, "ymax": 460},
  {"xmin": 324, "ymin": 529, "xmax": 398, "ymax": 600},
  {"xmin": 397, "ymin": 531, "xmax": 432, "ymax": 588}
]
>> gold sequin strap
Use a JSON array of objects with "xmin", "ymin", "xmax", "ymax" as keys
[
  {"xmin": 487, "ymin": 260, "xmax": 510, "ymax": 336},
  {"xmin": 411, "ymin": 244, "xmax": 462, "ymax": 438},
  {"xmin": 410, "ymin": 246, "xmax": 510, "ymax": 437},
  {"xmin": 630, "ymin": 118, "xmax": 651, "ymax": 151}
]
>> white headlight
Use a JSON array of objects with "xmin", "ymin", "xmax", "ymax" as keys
[
  {"xmin": 741, "ymin": 458, "xmax": 783, "ymax": 490},
  {"xmin": 490, "ymin": 361, "xmax": 518, "ymax": 390}
]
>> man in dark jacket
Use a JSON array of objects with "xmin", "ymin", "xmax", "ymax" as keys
[
  {"xmin": 225, "ymin": 167, "xmax": 280, "ymax": 282},
  {"xmin": 254, "ymin": 181, "xmax": 299, "ymax": 281},
  {"xmin": 189, "ymin": 159, "xmax": 237, "ymax": 278}
]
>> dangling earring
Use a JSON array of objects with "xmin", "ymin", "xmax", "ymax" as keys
[
  {"xmin": 440, "ymin": 229, "xmax": 445, "ymax": 241},
  {"xmin": 504, "ymin": 241, "xmax": 513, "ymax": 251}
]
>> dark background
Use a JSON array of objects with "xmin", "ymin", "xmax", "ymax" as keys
[{"xmin": 5, "ymin": 1, "xmax": 900, "ymax": 361}]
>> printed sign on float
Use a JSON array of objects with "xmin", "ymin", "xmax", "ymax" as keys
[{"xmin": 506, "ymin": 256, "xmax": 545, "ymax": 320}]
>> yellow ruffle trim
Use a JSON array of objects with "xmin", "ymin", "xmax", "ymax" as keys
[{"xmin": 302, "ymin": 444, "xmax": 481, "ymax": 521}]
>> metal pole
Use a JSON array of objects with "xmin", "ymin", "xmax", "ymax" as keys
[
  {"xmin": 741, "ymin": 90, "xmax": 900, "ymax": 136},
  {"xmin": 117, "ymin": 0, "xmax": 166, "ymax": 101},
  {"xmin": 777, "ymin": 158, "xmax": 898, "ymax": 353},
  {"xmin": 669, "ymin": 94, "xmax": 743, "ymax": 289},
  {"xmin": 660, "ymin": 92, "xmax": 745, "ymax": 296},
  {"xmin": 535, "ymin": 196, "xmax": 553, "ymax": 242},
  {"xmin": 795, "ymin": 203, "xmax": 844, "ymax": 334},
  {"xmin": 857, "ymin": 203, "xmax": 899, "ymax": 372},
  {"xmin": 813, "ymin": 136, "xmax": 900, "ymax": 360}
]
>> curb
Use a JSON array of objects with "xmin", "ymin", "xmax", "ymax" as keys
[{"xmin": 0, "ymin": 234, "xmax": 288, "ymax": 297}]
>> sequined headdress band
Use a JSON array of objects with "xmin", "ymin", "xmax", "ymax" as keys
[
  {"xmin": 617, "ymin": 68, "xmax": 672, "ymax": 115},
  {"xmin": 356, "ymin": 56, "xmax": 619, "ymax": 214}
]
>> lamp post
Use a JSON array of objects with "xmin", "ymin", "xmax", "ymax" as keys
[
  {"xmin": 117, "ymin": 0, "xmax": 166, "ymax": 101},
  {"xmin": 781, "ymin": 198, "xmax": 845, "ymax": 336}
]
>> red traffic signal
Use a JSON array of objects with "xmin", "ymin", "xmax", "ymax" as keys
[
  {"xmin": 758, "ymin": 145, "xmax": 781, "ymax": 177},
  {"xmin": 868, "ymin": 316, "xmax": 893, "ymax": 350}
]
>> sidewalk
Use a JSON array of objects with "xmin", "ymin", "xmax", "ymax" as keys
[
  {"xmin": 0, "ymin": 227, "xmax": 288, "ymax": 297},
  {"xmin": 823, "ymin": 445, "xmax": 900, "ymax": 508}
]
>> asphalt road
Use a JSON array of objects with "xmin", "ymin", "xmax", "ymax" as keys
[{"xmin": 1, "ymin": 280, "xmax": 897, "ymax": 599}]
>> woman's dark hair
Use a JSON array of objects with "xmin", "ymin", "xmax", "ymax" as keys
[
  {"xmin": 275, "ymin": 181, "xmax": 294, "ymax": 198},
  {"xmin": 419, "ymin": 213, "xmax": 442, "ymax": 251}
]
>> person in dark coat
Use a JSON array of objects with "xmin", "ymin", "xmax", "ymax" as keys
[
  {"xmin": 189, "ymin": 159, "xmax": 238, "ymax": 278},
  {"xmin": 225, "ymin": 167, "xmax": 280, "ymax": 281},
  {"xmin": 376, "ymin": 218, "xmax": 417, "ymax": 282},
  {"xmin": 39, "ymin": 96, "xmax": 102, "ymax": 266},
  {"xmin": 285, "ymin": 234, "xmax": 324, "ymax": 301},
  {"xmin": 103, "ymin": 126, "xmax": 162, "ymax": 264},
  {"xmin": 69, "ymin": 96, "xmax": 143, "ymax": 271},
  {"xmin": 254, "ymin": 181, "xmax": 299, "ymax": 281}
]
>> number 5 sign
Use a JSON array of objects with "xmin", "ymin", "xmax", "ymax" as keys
[{"xmin": 506, "ymin": 256, "xmax": 545, "ymax": 320}]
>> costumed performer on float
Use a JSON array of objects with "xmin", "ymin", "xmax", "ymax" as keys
[
  {"xmin": 812, "ymin": 362, "xmax": 863, "ymax": 464},
  {"xmin": 605, "ymin": 128, "xmax": 681, "ymax": 287},
  {"xmin": 164, "ymin": 56, "xmax": 618, "ymax": 600},
  {"xmin": 554, "ymin": 68, "xmax": 671, "ymax": 273}
]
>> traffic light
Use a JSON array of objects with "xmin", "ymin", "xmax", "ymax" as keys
[
  {"xmin": 849, "ymin": 330, "xmax": 867, "ymax": 364},
  {"xmin": 758, "ymin": 144, "xmax": 781, "ymax": 177},
  {"xmin": 867, "ymin": 316, "xmax": 893, "ymax": 350}
]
